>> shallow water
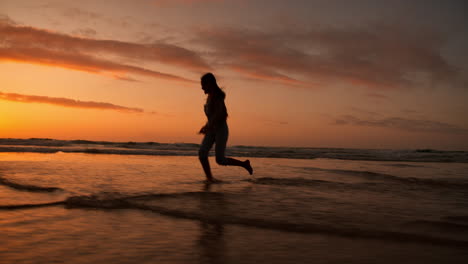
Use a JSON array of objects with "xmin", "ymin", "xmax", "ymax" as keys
[{"xmin": 1, "ymin": 152, "xmax": 468, "ymax": 263}]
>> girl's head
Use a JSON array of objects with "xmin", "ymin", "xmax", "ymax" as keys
[
  {"xmin": 201, "ymin": 72, "xmax": 219, "ymax": 95},
  {"xmin": 201, "ymin": 73, "xmax": 225, "ymax": 100}
]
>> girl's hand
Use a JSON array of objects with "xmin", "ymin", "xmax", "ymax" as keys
[
  {"xmin": 199, "ymin": 124, "xmax": 215, "ymax": 134},
  {"xmin": 199, "ymin": 125, "xmax": 208, "ymax": 134}
]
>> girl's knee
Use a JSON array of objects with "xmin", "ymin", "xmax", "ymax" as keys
[
  {"xmin": 216, "ymin": 156, "xmax": 228, "ymax": 165},
  {"xmin": 199, "ymin": 148, "xmax": 209, "ymax": 160}
]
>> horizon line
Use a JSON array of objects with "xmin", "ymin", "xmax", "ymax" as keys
[{"xmin": 0, "ymin": 137, "xmax": 464, "ymax": 152}]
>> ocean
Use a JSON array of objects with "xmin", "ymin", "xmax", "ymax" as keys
[{"xmin": 1, "ymin": 139, "xmax": 468, "ymax": 264}]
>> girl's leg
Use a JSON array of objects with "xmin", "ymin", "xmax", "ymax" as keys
[
  {"xmin": 199, "ymin": 132, "xmax": 216, "ymax": 181},
  {"xmin": 224, "ymin": 158, "xmax": 253, "ymax": 175},
  {"xmin": 214, "ymin": 123, "xmax": 253, "ymax": 175}
]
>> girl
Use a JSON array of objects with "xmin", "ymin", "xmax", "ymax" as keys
[{"xmin": 198, "ymin": 73, "xmax": 253, "ymax": 182}]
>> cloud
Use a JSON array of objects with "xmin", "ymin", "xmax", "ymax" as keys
[
  {"xmin": 334, "ymin": 115, "xmax": 468, "ymax": 134},
  {"xmin": 113, "ymin": 74, "xmax": 141, "ymax": 82},
  {"xmin": 61, "ymin": 7, "xmax": 102, "ymax": 21},
  {"xmin": 1, "ymin": 16, "xmax": 461, "ymax": 90},
  {"xmin": 196, "ymin": 24, "xmax": 459, "ymax": 90},
  {"xmin": 0, "ymin": 91, "xmax": 144, "ymax": 113},
  {"xmin": 348, "ymin": 107, "xmax": 381, "ymax": 117},
  {"xmin": 366, "ymin": 93, "xmax": 389, "ymax": 100},
  {"xmin": 401, "ymin": 109, "xmax": 419, "ymax": 114},
  {"xmin": 227, "ymin": 64, "xmax": 310, "ymax": 86},
  {"xmin": 72, "ymin": 28, "xmax": 97, "ymax": 38},
  {"xmin": 153, "ymin": 0, "xmax": 224, "ymax": 6},
  {"xmin": 0, "ymin": 19, "xmax": 209, "ymax": 83},
  {"xmin": 0, "ymin": 46, "xmax": 195, "ymax": 84},
  {"xmin": 0, "ymin": 14, "xmax": 15, "ymax": 25}
]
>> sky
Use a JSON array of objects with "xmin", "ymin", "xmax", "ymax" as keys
[{"xmin": 1, "ymin": 0, "xmax": 467, "ymax": 150}]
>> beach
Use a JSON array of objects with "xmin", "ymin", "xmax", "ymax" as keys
[
  {"xmin": 1, "ymin": 141, "xmax": 468, "ymax": 263},
  {"xmin": 3, "ymin": 0, "xmax": 468, "ymax": 262}
]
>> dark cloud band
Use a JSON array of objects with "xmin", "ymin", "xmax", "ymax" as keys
[
  {"xmin": 0, "ymin": 91, "xmax": 144, "ymax": 113},
  {"xmin": 0, "ymin": 20, "xmax": 205, "ymax": 83},
  {"xmin": 334, "ymin": 115, "xmax": 468, "ymax": 134}
]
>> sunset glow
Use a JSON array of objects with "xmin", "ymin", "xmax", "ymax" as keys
[{"xmin": 1, "ymin": 0, "xmax": 467, "ymax": 149}]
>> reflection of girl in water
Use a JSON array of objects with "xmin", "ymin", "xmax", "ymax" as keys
[{"xmin": 198, "ymin": 73, "xmax": 253, "ymax": 182}]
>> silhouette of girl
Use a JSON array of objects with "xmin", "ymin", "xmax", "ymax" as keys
[{"xmin": 198, "ymin": 73, "xmax": 253, "ymax": 182}]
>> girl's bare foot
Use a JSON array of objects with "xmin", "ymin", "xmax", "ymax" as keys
[
  {"xmin": 244, "ymin": 160, "xmax": 253, "ymax": 175},
  {"xmin": 205, "ymin": 177, "xmax": 222, "ymax": 184}
]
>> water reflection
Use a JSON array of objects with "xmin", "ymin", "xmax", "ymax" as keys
[{"xmin": 197, "ymin": 183, "xmax": 226, "ymax": 264}]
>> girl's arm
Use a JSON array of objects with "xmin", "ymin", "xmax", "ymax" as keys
[{"xmin": 207, "ymin": 98, "xmax": 227, "ymax": 130}]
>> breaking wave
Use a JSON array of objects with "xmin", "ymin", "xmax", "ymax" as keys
[
  {"xmin": 0, "ymin": 176, "xmax": 63, "ymax": 192},
  {"xmin": 1, "ymin": 192, "xmax": 467, "ymax": 248},
  {"xmin": 246, "ymin": 177, "xmax": 345, "ymax": 188},
  {"xmin": 385, "ymin": 163, "xmax": 428, "ymax": 168},
  {"xmin": 443, "ymin": 215, "xmax": 468, "ymax": 224},
  {"xmin": 294, "ymin": 167, "xmax": 468, "ymax": 189},
  {"xmin": 0, "ymin": 201, "xmax": 64, "ymax": 210},
  {"xmin": 403, "ymin": 220, "xmax": 468, "ymax": 232}
]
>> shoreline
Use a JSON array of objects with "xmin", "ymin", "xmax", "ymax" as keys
[{"xmin": 1, "ymin": 145, "xmax": 467, "ymax": 163}]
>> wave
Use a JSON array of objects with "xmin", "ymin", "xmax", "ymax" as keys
[
  {"xmin": 1, "ymin": 192, "xmax": 467, "ymax": 248},
  {"xmin": 443, "ymin": 215, "xmax": 468, "ymax": 224},
  {"xmin": 0, "ymin": 146, "xmax": 196, "ymax": 156},
  {"xmin": 0, "ymin": 201, "xmax": 64, "ymax": 210},
  {"xmin": 64, "ymin": 191, "xmax": 226, "ymax": 209},
  {"xmin": 384, "ymin": 163, "xmax": 428, "ymax": 168},
  {"xmin": 2, "ymin": 138, "xmax": 468, "ymax": 162},
  {"xmin": 295, "ymin": 167, "xmax": 468, "ymax": 189},
  {"xmin": 246, "ymin": 177, "xmax": 343, "ymax": 188},
  {"xmin": 0, "ymin": 176, "xmax": 62, "ymax": 192},
  {"xmin": 0, "ymin": 191, "xmax": 225, "ymax": 211},
  {"xmin": 403, "ymin": 220, "xmax": 468, "ymax": 232},
  {"xmin": 246, "ymin": 177, "xmax": 432, "ymax": 193}
]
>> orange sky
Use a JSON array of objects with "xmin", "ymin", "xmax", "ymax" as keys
[{"xmin": 1, "ymin": 0, "xmax": 468, "ymax": 150}]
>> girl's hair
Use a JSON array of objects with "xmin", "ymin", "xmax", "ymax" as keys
[{"xmin": 201, "ymin": 72, "xmax": 225, "ymax": 99}]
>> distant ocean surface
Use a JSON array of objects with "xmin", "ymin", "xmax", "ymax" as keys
[
  {"xmin": 1, "ymin": 138, "xmax": 468, "ymax": 263},
  {"xmin": 1, "ymin": 138, "xmax": 468, "ymax": 162}
]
